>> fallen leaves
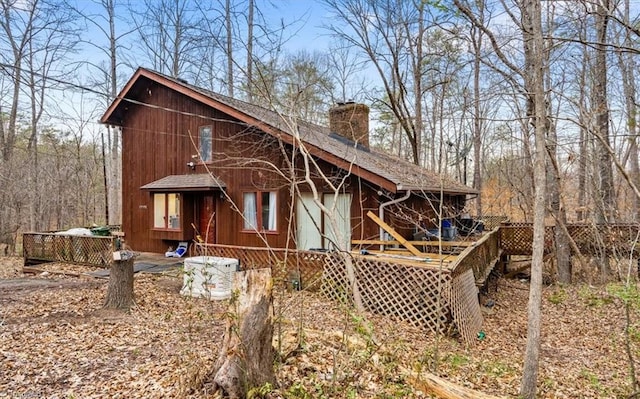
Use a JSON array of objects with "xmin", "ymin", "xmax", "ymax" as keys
[{"xmin": 0, "ymin": 256, "xmax": 637, "ymax": 398}]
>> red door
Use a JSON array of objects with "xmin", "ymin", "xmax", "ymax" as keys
[{"xmin": 198, "ymin": 194, "xmax": 216, "ymax": 243}]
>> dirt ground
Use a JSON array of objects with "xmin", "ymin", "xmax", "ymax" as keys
[{"xmin": 0, "ymin": 256, "xmax": 637, "ymax": 398}]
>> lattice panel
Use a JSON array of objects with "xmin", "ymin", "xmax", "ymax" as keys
[
  {"xmin": 566, "ymin": 224, "xmax": 602, "ymax": 255},
  {"xmin": 450, "ymin": 268, "xmax": 483, "ymax": 343},
  {"xmin": 193, "ymin": 244, "xmax": 325, "ymax": 291},
  {"xmin": 501, "ymin": 224, "xmax": 640, "ymax": 256},
  {"xmin": 477, "ymin": 215, "xmax": 509, "ymax": 230},
  {"xmin": 321, "ymin": 253, "xmax": 452, "ymax": 335},
  {"xmin": 499, "ymin": 225, "xmax": 554, "ymax": 255},
  {"xmin": 568, "ymin": 224, "xmax": 640, "ymax": 256},
  {"xmin": 607, "ymin": 225, "xmax": 640, "ymax": 256},
  {"xmin": 23, "ymin": 233, "xmax": 114, "ymax": 267}
]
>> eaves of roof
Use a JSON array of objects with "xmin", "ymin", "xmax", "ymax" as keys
[{"xmin": 101, "ymin": 67, "xmax": 477, "ymax": 196}]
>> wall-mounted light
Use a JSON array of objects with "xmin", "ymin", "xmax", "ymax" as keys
[{"xmin": 186, "ymin": 161, "xmax": 195, "ymax": 170}]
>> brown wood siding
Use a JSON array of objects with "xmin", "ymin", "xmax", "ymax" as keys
[
  {"xmin": 122, "ymin": 79, "xmax": 297, "ymax": 252},
  {"xmin": 120, "ymin": 77, "xmax": 466, "ymax": 253}
]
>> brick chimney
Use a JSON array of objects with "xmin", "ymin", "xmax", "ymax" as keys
[{"xmin": 329, "ymin": 102, "xmax": 369, "ymax": 148}]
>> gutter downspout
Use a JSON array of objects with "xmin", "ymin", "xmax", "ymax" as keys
[{"xmin": 379, "ymin": 189, "xmax": 412, "ymax": 251}]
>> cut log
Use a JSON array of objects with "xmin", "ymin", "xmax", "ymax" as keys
[
  {"xmin": 103, "ymin": 258, "xmax": 134, "ymax": 310},
  {"xmin": 400, "ymin": 366, "xmax": 505, "ymax": 399},
  {"xmin": 213, "ymin": 268, "xmax": 276, "ymax": 398}
]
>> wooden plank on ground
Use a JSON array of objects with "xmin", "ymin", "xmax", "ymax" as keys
[
  {"xmin": 400, "ymin": 366, "xmax": 505, "ymax": 399},
  {"xmin": 22, "ymin": 266, "xmax": 82, "ymax": 277},
  {"xmin": 366, "ymin": 211, "xmax": 424, "ymax": 257}
]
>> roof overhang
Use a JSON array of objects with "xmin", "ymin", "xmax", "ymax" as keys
[
  {"xmin": 102, "ymin": 68, "xmax": 475, "ymax": 196},
  {"xmin": 140, "ymin": 174, "xmax": 226, "ymax": 192}
]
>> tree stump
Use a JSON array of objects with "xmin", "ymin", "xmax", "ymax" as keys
[
  {"xmin": 103, "ymin": 257, "xmax": 134, "ymax": 310},
  {"xmin": 213, "ymin": 268, "xmax": 276, "ymax": 398}
]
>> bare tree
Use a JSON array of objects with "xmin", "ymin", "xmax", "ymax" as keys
[
  {"xmin": 322, "ymin": 0, "xmax": 449, "ymax": 166},
  {"xmin": 128, "ymin": 0, "xmax": 206, "ymax": 79},
  {"xmin": 245, "ymin": 0, "xmax": 254, "ymax": 101},
  {"xmin": 281, "ymin": 50, "xmax": 334, "ymax": 124},
  {"xmin": 615, "ymin": 0, "xmax": 640, "ymax": 221},
  {"xmin": 519, "ymin": 0, "xmax": 547, "ymax": 395},
  {"xmin": 0, "ymin": 0, "xmax": 81, "ymax": 241},
  {"xmin": 326, "ymin": 41, "xmax": 368, "ymax": 104},
  {"xmin": 594, "ymin": 0, "xmax": 615, "ymax": 225},
  {"xmin": 469, "ymin": 0, "xmax": 485, "ymax": 216},
  {"xmin": 71, "ymin": 0, "xmax": 139, "ymax": 225}
]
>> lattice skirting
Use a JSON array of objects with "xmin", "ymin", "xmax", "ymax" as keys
[
  {"xmin": 321, "ymin": 253, "xmax": 483, "ymax": 343},
  {"xmin": 195, "ymin": 244, "xmax": 483, "ymax": 344},
  {"xmin": 450, "ymin": 268, "xmax": 483, "ymax": 343}
]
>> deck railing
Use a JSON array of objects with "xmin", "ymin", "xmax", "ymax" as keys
[
  {"xmin": 450, "ymin": 228, "xmax": 501, "ymax": 283},
  {"xmin": 192, "ymin": 243, "xmax": 326, "ymax": 290},
  {"xmin": 23, "ymin": 232, "xmax": 115, "ymax": 267}
]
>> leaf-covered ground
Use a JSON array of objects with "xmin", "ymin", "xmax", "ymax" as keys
[{"xmin": 0, "ymin": 256, "xmax": 636, "ymax": 398}]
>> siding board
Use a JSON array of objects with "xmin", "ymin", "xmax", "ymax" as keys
[{"xmin": 118, "ymin": 78, "xmax": 465, "ymax": 254}]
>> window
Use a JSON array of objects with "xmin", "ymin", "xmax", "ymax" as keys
[
  {"xmin": 153, "ymin": 193, "xmax": 181, "ymax": 230},
  {"xmin": 243, "ymin": 191, "xmax": 277, "ymax": 231},
  {"xmin": 199, "ymin": 125, "xmax": 212, "ymax": 162}
]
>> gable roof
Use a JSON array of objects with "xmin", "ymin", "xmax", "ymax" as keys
[{"xmin": 101, "ymin": 67, "xmax": 476, "ymax": 196}]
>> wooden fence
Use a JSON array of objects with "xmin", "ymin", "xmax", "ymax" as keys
[
  {"xmin": 477, "ymin": 215, "xmax": 509, "ymax": 230},
  {"xmin": 500, "ymin": 223, "xmax": 640, "ymax": 256},
  {"xmin": 23, "ymin": 232, "xmax": 116, "ymax": 267}
]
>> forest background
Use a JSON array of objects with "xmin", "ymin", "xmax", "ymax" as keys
[{"xmin": 1, "ymin": 0, "xmax": 638, "ymax": 252}]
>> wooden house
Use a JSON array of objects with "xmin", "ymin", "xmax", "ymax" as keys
[{"xmin": 100, "ymin": 68, "xmax": 476, "ymax": 254}]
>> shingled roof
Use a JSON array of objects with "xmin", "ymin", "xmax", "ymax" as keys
[
  {"xmin": 140, "ymin": 174, "xmax": 226, "ymax": 191},
  {"xmin": 102, "ymin": 67, "xmax": 476, "ymax": 196}
]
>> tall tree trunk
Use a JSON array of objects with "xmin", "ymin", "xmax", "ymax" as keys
[
  {"xmin": 594, "ymin": 0, "xmax": 613, "ymax": 279},
  {"xmin": 225, "ymin": 0, "xmax": 234, "ymax": 97},
  {"xmin": 246, "ymin": 0, "xmax": 254, "ymax": 102},
  {"xmin": 101, "ymin": 130, "xmax": 110, "ymax": 225},
  {"xmin": 471, "ymin": 1, "xmax": 484, "ymax": 216},
  {"xmin": 542, "ymin": 8, "xmax": 571, "ymax": 283},
  {"xmin": 594, "ymin": 0, "xmax": 614, "ymax": 223},
  {"xmin": 577, "ymin": 29, "xmax": 589, "ymax": 222},
  {"xmin": 548, "ymin": 115, "xmax": 571, "ymax": 282},
  {"xmin": 412, "ymin": 2, "xmax": 424, "ymax": 167},
  {"xmin": 107, "ymin": 0, "xmax": 121, "ymax": 225},
  {"xmin": 619, "ymin": 0, "xmax": 640, "ymax": 221},
  {"xmin": 520, "ymin": 0, "xmax": 547, "ymax": 396}
]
